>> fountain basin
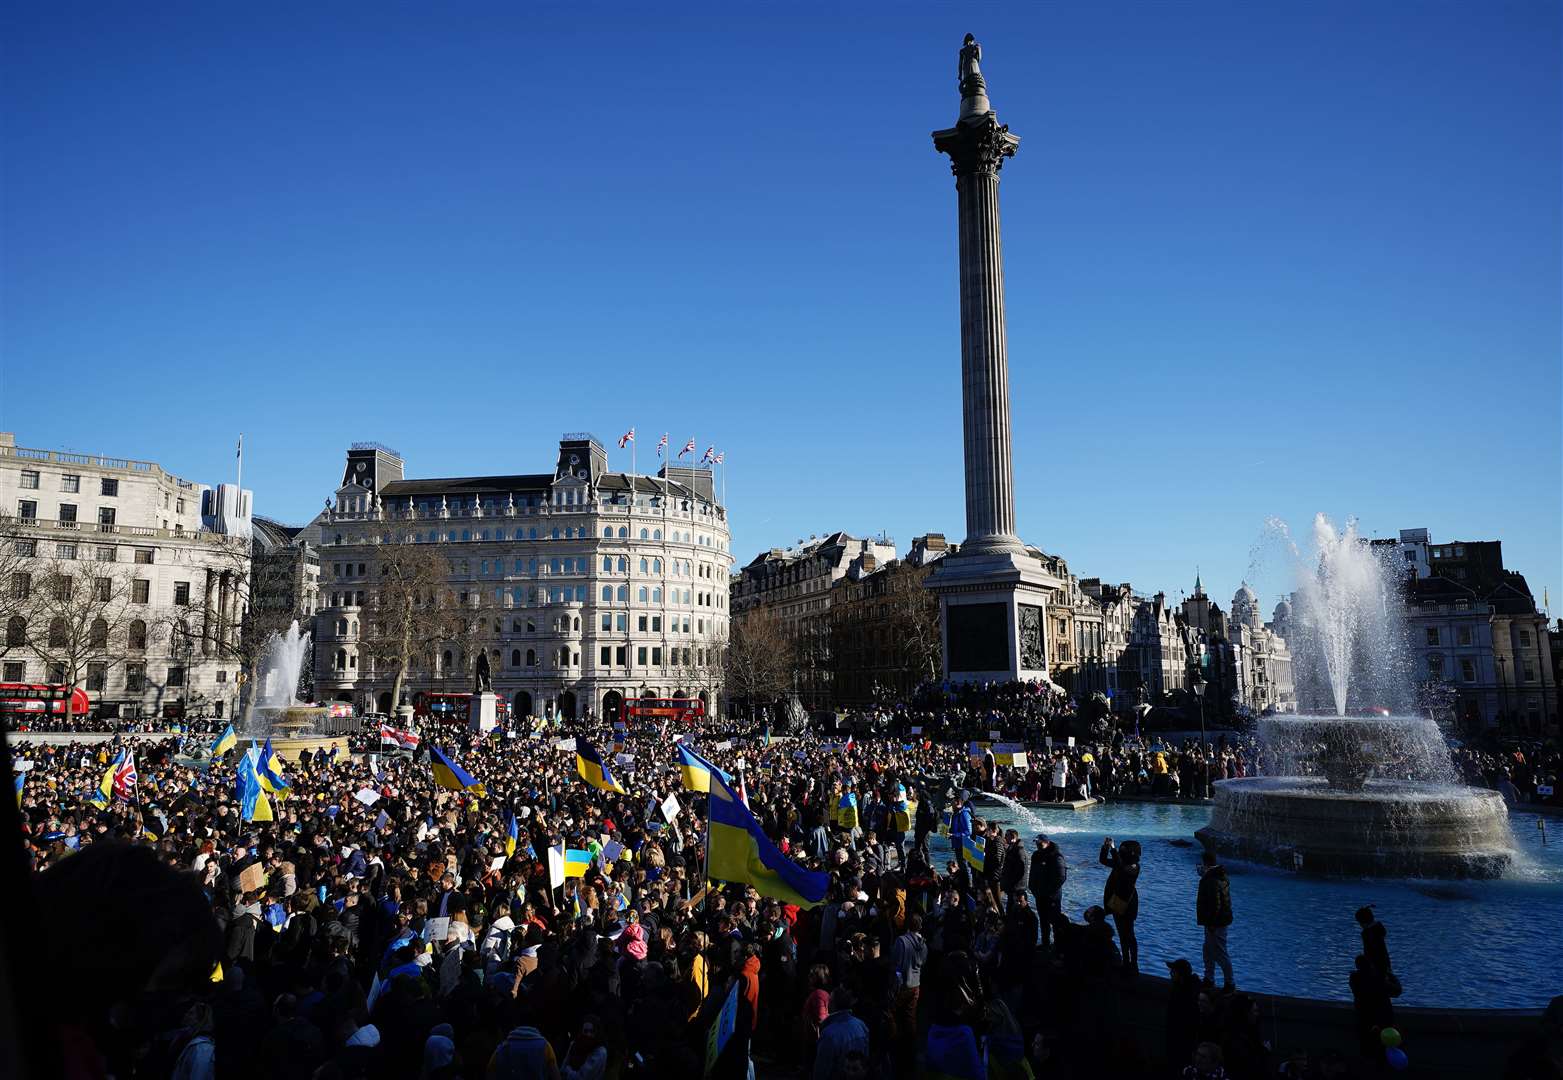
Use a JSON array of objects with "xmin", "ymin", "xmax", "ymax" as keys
[
  {"xmin": 1197, "ymin": 777, "xmax": 1513, "ymax": 878},
  {"xmin": 248, "ymin": 705, "xmax": 349, "ymax": 761}
]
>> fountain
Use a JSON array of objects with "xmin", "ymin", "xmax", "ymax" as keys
[
  {"xmin": 1196, "ymin": 515, "xmax": 1513, "ymax": 878},
  {"xmin": 244, "ymin": 621, "xmax": 349, "ymax": 761}
]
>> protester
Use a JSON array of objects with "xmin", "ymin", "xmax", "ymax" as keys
[{"xmin": 1196, "ymin": 849, "xmax": 1234, "ymax": 991}]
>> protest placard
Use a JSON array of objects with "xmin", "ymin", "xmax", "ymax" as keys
[
  {"xmin": 660, "ymin": 792, "xmax": 681, "ymax": 823},
  {"xmin": 354, "ymin": 788, "xmax": 380, "ymax": 807},
  {"xmin": 237, "ymin": 863, "xmax": 265, "ymax": 894}
]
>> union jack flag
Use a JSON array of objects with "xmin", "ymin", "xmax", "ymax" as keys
[
  {"xmin": 678, "ymin": 438, "xmax": 696, "ymax": 459},
  {"xmin": 700, "ymin": 446, "xmax": 716, "ymax": 465},
  {"xmin": 618, "ymin": 428, "xmax": 635, "ymax": 448},
  {"xmin": 112, "ymin": 753, "xmax": 137, "ymax": 802},
  {"xmin": 713, "ymin": 451, "xmax": 724, "ymax": 464},
  {"xmin": 657, "ymin": 433, "xmax": 669, "ymax": 457}
]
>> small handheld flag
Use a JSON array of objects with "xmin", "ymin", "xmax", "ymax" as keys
[
  {"xmin": 431, "ymin": 746, "xmax": 485, "ymax": 795},
  {"xmin": 961, "ymin": 834, "xmax": 985, "ymax": 873},
  {"xmin": 209, "ymin": 724, "xmax": 237, "ymax": 761},
  {"xmin": 676, "ymin": 743, "xmax": 730, "ymax": 793},
  {"xmin": 505, "ymin": 811, "xmax": 519, "ymax": 859},
  {"xmin": 575, "ymin": 738, "xmax": 626, "ymax": 794}
]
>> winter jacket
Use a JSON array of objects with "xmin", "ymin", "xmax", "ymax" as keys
[
  {"xmin": 1196, "ymin": 866, "xmax": 1232, "ymax": 927},
  {"xmin": 1000, "ymin": 841, "xmax": 1026, "ymax": 891},
  {"xmin": 812, "ymin": 1011, "xmax": 870, "ymax": 1080},
  {"xmin": 949, "ymin": 806, "xmax": 973, "ymax": 841},
  {"xmin": 1028, "ymin": 843, "xmax": 1066, "ymax": 897},
  {"xmin": 488, "ymin": 1025, "xmax": 560, "ymax": 1080}
]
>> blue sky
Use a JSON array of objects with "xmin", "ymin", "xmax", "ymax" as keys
[{"xmin": 2, "ymin": 3, "xmax": 1558, "ymax": 614}]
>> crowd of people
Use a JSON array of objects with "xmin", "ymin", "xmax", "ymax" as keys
[{"xmin": 5, "ymin": 696, "xmax": 1561, "ymax": 1079}]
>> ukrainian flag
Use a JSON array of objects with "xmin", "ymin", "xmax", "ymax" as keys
[
  {"xmin": 708, "ymin": 768, "xmax": 827, "ymax": 908},
  {"xmin": 209, "ymin": 724, "xmax": 237, "ymax": 760},
  {"xmin": 505, "ymin": 811, "xmax": 518, "ymax": 859},
  {"xmin": 88, "ymin": 750, "xmax": 122, "ymax": 808},
  {"xmin": 13, "ymin": 772, "xmax": 23, "ymax": 808},
  {"xmin": 676, "ymin": 743, "xmax": 730, "ymax": 793},
  {"xmin": 835, "ymin": 791, "xmax": 858, "ymax": 830},
  {"xmin": 961, "ymin": 834, "xmax": 985, "ymax": 873},
  {"xmin": 575, "ymin": 738, "xmax": 626, "ymax": 794},
  {"xmin": 431, "ymin": 746, "xmax": 485, "ymax": 795},
  {"xmin": 938, "ymin": 809, "xmax": 953, "ymax": 837},
  {"xmin": 257, "ymin": 739, "xmax": 290, "ymax": 799},
  {"xmin": 891, "ymin": 787, "xmax": 916, "ymax": 834},
  {"xmin": 235, "ymin": 749, "xmax": 274, "ymax": 823},
  {"xmin": 561, "ymin": 847, "xmax": 592, "ymax": 878}
]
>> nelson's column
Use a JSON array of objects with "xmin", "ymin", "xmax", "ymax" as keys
[{"xmin": 926, "ymin": 35, "xmax": 1055, "ymax": 682}]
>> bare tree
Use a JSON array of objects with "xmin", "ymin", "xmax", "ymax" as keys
[
  {"xmin": 362, "ymin": 531, "xmax": 459, "ymax": 712},
  {"xmin": 723, "ymin": 606, "xmax": 795, "ymax": 721},
  {"xmin": 886, "ymin": 565, "xmax": 942, "ymax": 686},
  {"xmin": 20, "ymin": 556, "xmax": 136, "ymax": 711},
  {"xmin": 0, "ymin": 518, "xmax": 37, "ymax": 659}
]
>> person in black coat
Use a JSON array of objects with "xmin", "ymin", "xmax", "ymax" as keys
[
  {"xmin": 1029, "ymin": 835, "xmax": 1066, "ymax": 950},
  {"xmin": 999, "ymin": 829, "xmax": 1027, "ymax": 907}
]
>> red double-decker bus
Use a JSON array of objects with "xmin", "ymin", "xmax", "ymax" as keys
[
  {"xmin": 625, "ymin": 697, "xmax": 704, "ymax": 725},
  {"xmin": 0, "ymin": 683, "xmax": 92, "ymax": 723}
]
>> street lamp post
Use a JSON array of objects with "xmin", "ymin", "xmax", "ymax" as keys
[{"xmin": 1192, "ymin": 676, "xmax": 1207, "ymax": 750}]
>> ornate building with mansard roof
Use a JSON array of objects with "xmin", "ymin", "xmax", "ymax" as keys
[{"xmin": 312, "ymin": 435, "xmax": 731, "ymax": 723}]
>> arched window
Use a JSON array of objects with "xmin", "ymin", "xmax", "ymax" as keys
[
  {"xmin": 335, "ymin": 649, "xmax": 347, "ymax": 670},
  {"xmin": 601, "ymin": 586, "xmax": 612, "ymax": 602},
  {"xmin": 4, "ymin": 616, "xmax": 24, "ymax": 647},
  {"xmin": 638, "ymin": 587, "xmax": 648, "ymax": 603},
  {"xmin": 652, "ymin": 587, "xmax": 663, "ymax": 603},
  {"xmin": 572, "ymin": 616, "xmax": 580, "ymax": 631},
  {"xmin": 617, "ymin": 585, "xmax": 629, "ymax": 602},
  {"xmin": 336, "ymin": 618, "xmax": 348, "ymax": 635},
  {"xmin": 526, "ymin": 649, "xmax": 537, "ymax": 666},
  {"xmin": 349, "ymin": 653, "xmax": 357, "ymax": 669},
  {"xmin": 618, "ymin": 527, "xmax": 628, "ymax": 538},
  {"xmin": 89, "ymin": 618, "xmax": 108, "ymax": 648},
  {"xmin": 128, "ymin": 619, "xmax": 147, "ymax": 651},
  {"xmin": 617, "ymin": 557, "xmax": 628, "ymax": 572},
  {"xmin": 603, "ymin": 527, "xmax": 612, "ymax": 538},
  {"xmin": 48, "ymin": 618, "xmax": 67, "ymax": 648},
  {"xmin": 640, "ymin": 557, "xmax": 649, "ymax": 574},
  {"xmin": 654, "ymin": 529, "xmax": 662, "ymax": 540},
  {"xmin": 601, "ymin": 556, "xmax": 613, "ymax": 571},
  {"xmin": 511, "ymin": 649, "xmax": 521, "ymax": 666},
  {"xmin": 640, "ymin": 528, "xmax": 649, "ymax": 540},
  {"xmin": 653, "ymin": 558, "xmax": 662, "ymax": 573},
  {"xmin": 442, "ymin": 649, "xmax": 454, "ymax": 672}
]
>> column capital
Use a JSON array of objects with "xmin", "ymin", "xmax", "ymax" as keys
[{"xmin": 933, "ymin": 114, "xmax": 1021, "ymax": 178}]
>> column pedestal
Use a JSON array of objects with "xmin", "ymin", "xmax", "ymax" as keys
[{"xmin": 468, "ymin": 692, "xmax": 498, "ymax": 734}]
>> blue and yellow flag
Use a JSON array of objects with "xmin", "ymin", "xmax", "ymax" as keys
[
  {"xmin": 960, "ymin": 834, "xmax": 985, "ymax": 873},
  {"xmin": 257, "ymin": 739, "xmax": 290, "ymax": 798},
  {"xmin": 707, "ymin": 769, "xmax": 828, "ymax": 908},
  {"xmin": 891, "ymin": 786, "xmax": 916, "ymax": 834},
  {"xmin": 575, "ymin": 738, "xmax": 626, "ymax": 794},
  {"xmin": 88, "ymin": 750, "xmax": 122, "ymax": 808},
  {"xmin": 431, "ymin": 746, "xmax": 484, "ymax": 794},
  {"xmin": 562, "ymin": 848, "xmax": 592, "ymax": 878},
  {"xmin": 505, "ymin": 811, "xmax": 518, "ymax": 859},
  {"xmin": 676, "ymin": 743, "xmax": 730, "ymax": 794},
  {"xmin": 209, "ymin": 724, "xmax": 237, "ymax": 761},
  {"xmin": 235, "ymin": 749, "xmax": 274, "ymax": 823},
  {"xmin": 13, "ymin": 772, "xmax": 23, "ymax": 808},
  {"xmin": 835, "ymin": 791, "xmax": 859, "ymax": 830}
]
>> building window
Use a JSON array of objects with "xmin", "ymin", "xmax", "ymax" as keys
[
  {"xmin": 94, "ymin": 577, "xmax": 111, "ymax": 602},
  {"xmin": 96, "ymin": 546, "xmax": 115, "ymax": 562},
  {"xmin": 18, "ymin": 500, "xmax": 37, "ymax": 520},
  {"xmin": 56, "ymin": 543, "xmax": 77, "ymax": 560},
  {"xmin": 1425, "ymin": 627, "xmax": 1440, "ymax": 646},
  {"xmin": 525, "ymin": 649, "xmax": 537, "ymax": 666},
  {"xmin": 47, "ymin": 662, "xmax": 66, "ymax": 684},
  {"xmin": 60, "ymin": 474, "xmax": 80, "ymax": 493},
  {"xmin": 176, "ymin": 498, "xmax": 185, "ymax": 514},
  {"xmin": 216, "ymin": 670, "xmax": 228, "ymax": 683},
  {"xmin": 19, "ymin": 470, "xmax": 39, "ymax": 490},
  {"xmin": 132, "ymin": 579, "xmax": 149, "ymax": 604},
  {"xmin": 89, "ymin": 618, "xmax": 108, "ymax": 648},
  {"xmin": 174, "ymin": 582, "xmax": 191, "ymax": 606},
  {"xmin": 59, "ymin": 503, "xmax": 77, "ymax": 523},
  {"xmin": 652, "ymin": 647, "xmax": 662, "ymax": 665},
  {"xmin": 2, "ymin": 661, "xmax": 23, "ymax": 682},
  {"xmin": 1524, "ymin": 665, "xmax": 1537, "ymax": 683},
  {"xmin": 1427, "ymin": 654, "xmax": 1443, "ymax": 678},
  {"xmin": 1457, "ymin": 626, "xmax": 1472, "ymax": 646},
  {"xmin": 14, "ymin": 539, "xmax": 34, "ymax": 557},
  {"xmin": 600, "ymin": 613, "xmax": 611, "ymax": 630},
  {"xmin": 638, "ymin": 615, "xmax": 648, "ymax": 632},
  {"xmin": 134, "ymin": 548, "xmax": 154, "ymax": 564},
  {"xmin": 101, "ymin": 478, "xmax": 118, "ymax": 496},
  {"xmin": 125, "ymin": 664, "xmax": 144, "ymax": 692},
  {"xmin": 86, "ymin": 663, "xmax": 107, "ymax": 691},
  {"xmin": 1520, "ymin": 629, "xmax": 1533, "ymax": 648},
  {"xmin": 128, "ymin": 620, "xmax": 147, "ymax": 650},
  {"xmin": 167, "ymin": 665, "xmax": 186, "ymax": 687},
  {"xmin": 637, "ymin": 646, "xmax": 647, "ymax": 665},
  {"xmin": 600, "ymin": 646, "xmax": 612, "ymax": 665},
  {"xmin": 5, "ymin": 617, "xmax": 24, "ymax": 647},
  {"xmin": 1460, "ymin": 658, "xmax": 1476, "ymax": 683},
  {"xmin": 615, "ymin": 646, "xmax": 626, "ymax": 665}
]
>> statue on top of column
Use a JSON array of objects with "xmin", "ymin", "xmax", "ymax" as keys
[{"xmin": 959, "ymin": 34, "xmax": 983, "ymax": 85}]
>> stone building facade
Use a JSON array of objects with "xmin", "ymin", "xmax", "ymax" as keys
[
  {"xmin": 0, "ymin": 432, "xmax": 252, "ymax": 720},
  {"xmin": 311, "ymin": 436, "xmax": 732, "ymax": 723}
]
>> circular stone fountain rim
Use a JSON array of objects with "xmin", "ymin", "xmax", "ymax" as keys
[{"xmin": 1212, "ymin": 776, "xmax": 1510, "ymax": 804}]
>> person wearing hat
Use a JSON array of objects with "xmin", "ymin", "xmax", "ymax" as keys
[{"xmin": 1164, "ymin": 957, "xmax": 1202, "ymax": 1070}]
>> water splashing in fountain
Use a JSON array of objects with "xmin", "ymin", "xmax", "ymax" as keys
[{"xmin": 246, "ymin": 621, "xmax": 312, "ymax": 740}]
